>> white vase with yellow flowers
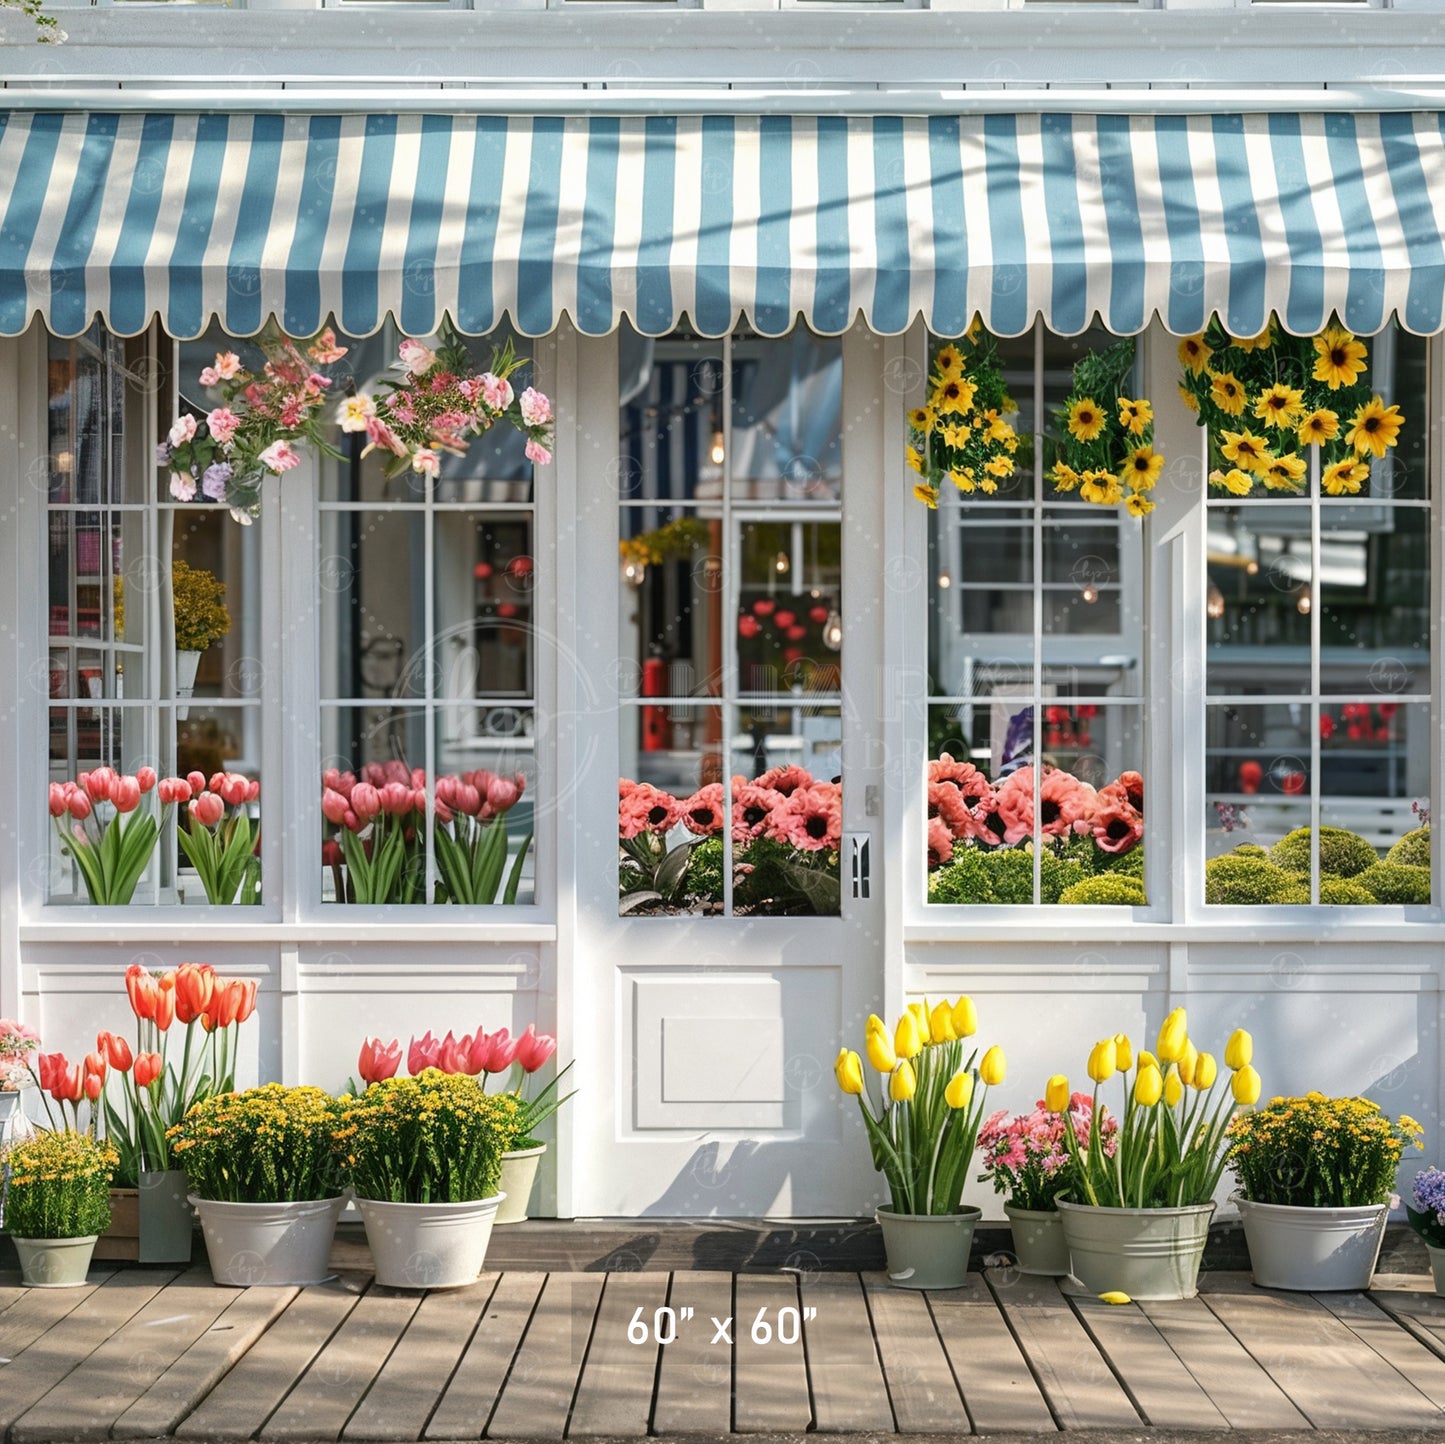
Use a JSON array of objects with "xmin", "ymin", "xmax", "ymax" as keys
[{"xmin": 835, "ymin": 996, "xmax": 1005, "ymax": 1290}]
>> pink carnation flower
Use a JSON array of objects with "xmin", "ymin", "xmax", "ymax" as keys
[
  {"xmin": 206, "ymin": 407, "xmax": 239, "ymax": 444},
  {"xmin": 480, "ymin": 373, "xmax": 514, "ymax": 411},
  {"xmin": 519, "ymin": 387, "xmax": 552, "ymax": 427},
  {"xmin": 258, "ymin": 440, "xmax": 300, "ymax": 474}
]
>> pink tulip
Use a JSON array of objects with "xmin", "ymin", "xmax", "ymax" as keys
[
  {"xmin": 67, "ymin": 791, "xmax": 92, "ymax": 821},
  {"xmin": 514, "ymin": 1023, "xmax": 558, "ymax": 1073},
  {"xmin": 219, "ymin": 773, "xmax": 249, "ymax": 806},
  {"xmin": 407, "ymin": 1030, "xmax": 441, "ymax": 1075},
  {"xmin": 437, "ymin": 1030, "xmax": 479, "ymax": 1076},
  {"xmin": 470, "ymin": 1027, "xmax": 519, "ymax": 1074},
  {"xmin": 135, "ymin": 766, "xmax": 157, "ymax": 793},
  {"xmin": 208, "ymin": 772, "xmax": 227, "ymax": 794},
  {"xmin": 321, "ymin": 788, "xmax": 351, "ymax": 826},
  {"xmin": 48, "ymin": 783, "xmax": 68, "ymax": 818},
  {"xmin": 350, "ymin": 783, "xmax": 382, "ymax": 822},
  {"xmin": 112, "ymin": 776, "xmax": 143, "ymax": 813},
  {"xmin": 189, "ymin": 792, "xmax": 225, "ymax": 827},
  {"xmin": 380, "ymin": 781, "xmax": 413, "ymax": 816},
  {"xmin": 456, "ymin": 784, "xmax": 482, "ymax": 817},
  {"xmin": 485, "ymin": 774, "xmax": 525, "ymax": 815},
  {"xmin": 246, "ymin": 780, "xmax": 260, "ymax": 803},
  {"xmin": 84, "ymin": 767, "xmax": 117, "ymax": 803},
  {"xmin": 187, "ymin": 771, "xmax": 207, "ymax": 795},
  {"xmin": 343, "ymin": 809, "xmax": 361, "ymax": 832},
  {"xmin": 357, "ymin": 1036, "xmax": 402, "ymax": 1085}
]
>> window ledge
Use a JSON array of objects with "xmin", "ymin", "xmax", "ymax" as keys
[{"xmin": 19, "ymin": 919, "xmax": 558, "ymax": 944}]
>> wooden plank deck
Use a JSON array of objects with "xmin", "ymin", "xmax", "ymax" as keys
[{"xmin": 5, "ymin": 1263, "xmax": 1445, "ymax": 1438}]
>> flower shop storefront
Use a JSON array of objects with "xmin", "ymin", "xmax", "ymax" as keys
[{"xmin": 2, "ymin": 104, "xmax": 1445, "ymax": 1221}]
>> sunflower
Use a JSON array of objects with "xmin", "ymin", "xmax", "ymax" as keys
[
  {"xmin": 1051, "ymin": 463, "xmax": 1081, "ymax": 493},
  {"xmin": 1296, "ymin": 408, "xmax": 1340, "ymax": 447},
  {"xmin": 913, "ymin": 481, "xmax": 940, "ymax": 508},
  {"xmin": 984, "ymin": 455, "xmax": 1015, "ymax": 478},
  {"xmin": 908, "ymin": 407, "xmax": 935, "ymax": 432},
  {"xmin": 1067, "ymin": 398, "xmax": 1105, "ymax": 442},
  {"xmin": 1312, "ymin": 326, "xmax": 1368, "ymax": 390},
  {"xmin": 950, "ymin": 469, "xmax": 976, "ymax": 492},
  {"xmin": 941, "ymin": 423, "xmax": 972, "ymax": 449},
  {"xmin": 1125, "ymin": 492, "xmax": 1156, "ymax": 517},
  {"xmin": 1178, "ymin": 334, "xmax": 1212, "ymax": 376},
  {"xmin": 978, "ymin": 477, "xmax": 999, "ymax": 495},
  {"xmin": 1080, "ymin": 471, "xmax": 1123, "ymax": 507},
  {"xmin": 1346, "ymin": 396, "xmax": 1404, "ymax": 459},
  {"xmin": 1321, "ymin": 459, "xmax": 1367, "ymax": 496},
  {"xmin": 906, "ymin": 445, "xmax": 925, "ymax": 475},
  {"xmin": 984, "ymin": 411, "xmax": 1015, "ymax": 445},
  {"xmin": 1262, "ymin": 452, "xmax": 1308, "ymax": 491},
  {"xmin": 1209, "ymin": 467, "xmax": 1256, "ymax": 497},
  {"xmin": 1126, "ymin": 446, "xmax": 1165, "ymax": 490},
  {"xmin": 1219, "ymin": 429, "xmax": 1272, "ymax": 474},
  {"xmin": 1229, "ymin": 323, "xmax": 1274, "ymax": 352},
  {"xmin": 1118, "ymin": 397, "xmax": 1154, "ymax": 436},
  {"xmin": 1178, "ymin": 384, "xmax": 1200, "ymax": 414},
  {"xmin": 1253, "ymin": 384, "xmax": 1305, "ymax": 431},
  {"xmin": 932, "ymin": 344, "xmax": 964, "ymax": 382},
  {"xmin": 1208, "ymin": 372, "xmax": 1248, "ymax": 417},
  {"xmin": 933, "ymin": 376, "xmax": 978, "ymax": 416}
]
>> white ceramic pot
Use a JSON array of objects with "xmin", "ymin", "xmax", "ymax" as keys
[
  {"xmin": 191, "ymin": 1194, "xmax": 346, "ymax": 1287},
  {"xmin": 1004, "ymin": 1203, "xmax": 1071, "ymax": 1277},
  {"xmin": 875, "ymin": 1206, "xmax": 981, "ymax": 1290},
  {"xmin": 137, "ymin": 1169, "xmax": 195, "ymax": 1263},
  {"xmin": 175, "ymin": 648, "xmax": 202, "ymax": 720},
  {"xmin": 14, "ymin": 1235, "xmax": 98, "ymax": 1288},
  {"xmin": 495, "ymin": 1145, "xmax": 546, "ymax": 1226},
  {"xmin": 355, "ymin": 1194, "xmax": 506, "ymax": 1289},
  {"xmin": 1057, "ymin": 1199, "xmax": 1215, "ymax": 1301},
  {"xmin": 1427, "ymin": 1243, "xmax": 1445, "ymax": 1296},
  {"xmin": 1233, "ymin": 1194, "xmax": 1389, "ymax": 1291}
]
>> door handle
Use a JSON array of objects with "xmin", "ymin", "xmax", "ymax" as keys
[{"xmin": 846, "ymin": 833, "xmax": 870, "ymax": 900}]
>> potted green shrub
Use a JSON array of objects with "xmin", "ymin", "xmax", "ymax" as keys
[
  {"xmin": 1228, "ymin": 1092, "xmax": 1423, "ymax": 1291},
  {"xmin": 170, "ymin": 559, "xmax": 231, "ymax": 714},
  {"xmin": 1054, "ymin": 1010, "xmax": 1256, "ymax": 1300},
  {"xmin": 835, "ymin": 996, "xmax": 1003, "ymax": 1290},
  {"xmin": 169, "ymin": 1084, "xmax": 346, "ymax": 1286},
  {"xmin": 338, "ymin": 1070, "xmax": 522, "ymax": 1288},
  {"xmin": 2, "ymin": 1130, "xmax": 118, "ymax": 1287}
]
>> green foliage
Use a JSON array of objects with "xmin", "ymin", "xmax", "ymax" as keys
[
  {"xmin": 1205, "ymin": 853, "xmax": 1300, "ymax": 905},
  {"xmin": 1386, "ymin": 826, "xmax": 1431, "ymax": 869},
  {"xmin": 1267, "ymin": 826, "xmax": 1378, "ymax": 879},
  {"xmin": 2, "ymin": 0, "xmax": 64, "ymax": 42},
  {"xmin": 2, "ymin": 1131, "xmax": 117, "ymax": 1239},
  {"xmin": 1227, "ymin": 1093, "xmax": 1423, "ymax": 1208},
  {"xmin": 170, "ymin": 560, "xmax": 232, "ymax": 653},
  {"xmin": 1356, "ymin": 862, "xmax": 1433, "ymax": 905},
  {"xmin": 620, "ymin": 517, "xmax": 711, "ymax": 571},
  {"xmin": 1318, "ymin": 878, "xmax": 1376, "ymax": 906},
  {"xmin": 1057, "ymin": 875, "xmax": 1148, "ymax": 906},
  {"xmin": 928, "ymin": 847, "xmax": 1033, "ymax": 905},
  {"xmin": 1040, "ymin": 851, "xmax": 1089, "ymax": 905},
  {"xmin": 169, "ymin": 1085, "xmax": 343, "ymax": 1204},
  {"xmin": 1232, "ymin": 843, "xmax": 1268, "ymax": 857},
  {"xmin": 685, "ymin": 838, "xmax": 725, "ymax": 902},
  {"xmin": 735, "ymin": 836, "xmax": 839, "ymax": 915}
]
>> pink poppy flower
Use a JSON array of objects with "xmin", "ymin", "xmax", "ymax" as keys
[
  {"xmin": 766, "ymin": 782, "xmax": 841, "ymax": 852},
  {"xmin": 731, "ymin": 780, "xmax": 785, "ymax": 843},
  {"xmin": 753, "ymin": 764, "xmax": 813, "ymax": 798},
  {"xmin": 680, "ymin": 783, "xmax": 725, "ymax": 837},
  {"xmin": 1039, "ymin": 768, "xmax": 1097, "ymax": 837},
  {"xmin": 927, "ymin": 781, "xmax": 973, "ymax": 840},
  {"xmin": 1098, "ymin": 770, "xmax": 1144, "ymax": 816},
  {"xmin": 1092, "ymin": 798, "xmax": 1144, "ymax": 855},
  {"xmin": 927, "ymin": 816, "xmax": 954, "ymax": 870},
  {"xmin": 618, "ymin": 780, "xmax": 681, "ymax": 839}
]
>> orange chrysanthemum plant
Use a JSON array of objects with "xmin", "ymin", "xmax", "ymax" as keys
[
  {"xmin": 1178, "ymin": 315, "xmax": 1405, "ymax": 498},
  {"xmin": 1048, "ymin": 339, "xmax": 1163, "ymax": 518}
]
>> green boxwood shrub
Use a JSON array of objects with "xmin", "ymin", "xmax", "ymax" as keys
[
  {"xmin": 929, "ymin": 847, "xmax": 1035, "ymax": 905},
  {"xmin": 1057, "ymin": 875, "xmax": 1148, "ymax": 906},
  {"xmin": 1386, "ymin": 826, "xmax": 1431, "ymax": 869},
  {"xmin": 1355, "ymin": 863, "xmax": 1432, "ymax": 905},
  {"xmin": 1232, "ymin": 843, "xmax": 1268, "ymax": 858},
  {"xmin": 1267, "ymin": 826, "xmax": 1378, "ymax": 879},
  {"xmin": 1318, "ymin": 878, "xmax": 1376, "ymax": 906},
  {"xmin": 1205, "ymin": 853, "xmax": 1299, "ymax": 905},
  {"xmin": 1040, "ymin": 851, "xmax": 1089, "ymax": 904}
]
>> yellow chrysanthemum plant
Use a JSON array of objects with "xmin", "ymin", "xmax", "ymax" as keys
[
  {"xmin": 1048, "ymin": 339, "xmax": 1164, "ymax": 518},
  {"xmin": 1178, "ymin": 315, "xmax": 1405, "ymax": 498},
  {"xmin": 1057, "ymin": 1008, "xmax": 1259, "ymax": 1209},
  {"xmin": 906, "ymin": 334, "xmax": 1022, "ymax": 510},
  {"xmin": 835, "ymin": 995, "xmax": 1005, "ymax": 1214}
]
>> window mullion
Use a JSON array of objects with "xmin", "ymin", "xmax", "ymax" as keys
[
  {"xmin": 1031, "ymin": 321, "xmax": 1044, "ymax": 905},
  {"xmin": 1309, "ymin": 445, "xmax": 1322, "ymax": 904},
  {"xmin": 721, "ymin": 333, "xmax": 735, "ymax": 919}
]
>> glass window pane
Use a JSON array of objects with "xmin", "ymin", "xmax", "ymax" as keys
[
  {"xmin": 737, "ymin": 521, "xmax": 842, "ymax": 699},
  {"xmin": 434, "ymin": 511, "xmax": 535, "ymax": 701},
  {"xmin": 47, "ymin": 330, "xmax": 141, "ymax": 505},
  {"xmin": 170, "ymin": 510, "xmax": 259, "ymax": 702},
  {"xmin": 618, "ymin": 332, "xmax": 727, "ymax": 507}
]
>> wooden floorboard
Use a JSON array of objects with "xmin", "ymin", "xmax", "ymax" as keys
[
  {"xmin": 261, "ymin": 1285, "xmax": 423, "ymax": 1442},
  {"xmin": 1137, "ymin": 1294, "xmax": 1310, "ymax": 1431},
  {"xmin": 1372, "ymin": 1282, "xmax": 1445, "ymax": 1360},
  {"xmin": 424, "ymin": 1272, "xmax": 546, "ymax": 1442},
  {"xmin": 0, "ymin": 1270, "xmax": 109, "ymax": 1368},
  {"xmin": 1198, "ymin": 1271, "xmax": 1445, "ymax": 1429},
  {"xmin": 731, "ymin": 1273, "xmax": 812, "ymax": 1434},
  {"xmin": 800, "ymin": 1274, "xmax": 894, "ymax": 1434},
  {"xmin": 0, "ymin": 1269, "xmax": 177, "ymax": 1438},
  {"xmin": 565, "ymin": 1271, "xmax": 671, "ymax": 1438},
  {"xmin": 860, "ymin": 1273, "xmax": 967, "ymax": 1435},
  {"xmin": 175, "ymin": 1276, "xmax": 370, "ymax": 1442},
  {"xmin": 485, "ymin": 1272, "xmax": 604, "ymax": 1440},
  {"xmin": 648, "ymin": 1270, "xmax": 734, "ymax": 1438},
  {"xmin": 343, "ymin": 1278, "xmax": 498, "ymax": 1443},
  {"xmin": 1315, "ymin": 1289, "xmax": 1445, "ymax": 1412},
  {"xmin": 927, "ymin": 1273, "xmax": 1055, "ymax": 1435},
  {"xmin": 983, "ymin": 1274, "xmax": 1139, "ymax": 1431}
]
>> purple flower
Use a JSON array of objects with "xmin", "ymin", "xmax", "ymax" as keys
[
  {"xmin": 155, "ymin": 442, "xmax": 172, "ymax": 464},
  {"xmin": 1415, "ymin": 1168, "xmax": 1445, "ymax": 1222},
  {"xmin": 201, "ymin": 462, "xmax": 233, "ymax": 501}
]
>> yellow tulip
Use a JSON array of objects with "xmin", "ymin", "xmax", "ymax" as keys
[
  {"xmin": 909, "ymin": 1002, "xmax": 932, "ymax": 1044},
  {"xmin": 1045, "ymin": 1074, "xmax": 1070, "ymax": 1113},
  {"xmin": 1231, "ymin": 1064, "xmax": 1262, "ymax": 1106},
  {"xmin": 930, "ymin": 1001, "xmax": 957, "ymax": 1044},
  {"xmin": 1193, "ymin": 1052, "xmax": 1218, "ymax": 1090},
  {"xmin": 835, "ymin": 1050, "xmax": 864, "ymax": 1096},
  {"xmin": 1178, "ymin": 1041, "xmax": 1199, "ymax": 1087},
  {"xmin": 979, "ymin": 1045, "xmax": 1006, "ymax": 1086},
  {"xmin": 1156, "ymin": 1008, "xmax": 1188, "ymax": 1065},
  {"xmin": 1112, "ymin": 1034, "xmax": 1133, "ymax": 1072},
  {"xmin": 951, "ymin": 996, "xmax": 979, "ymax": 1039},
  {"xmin": 1163, "ymin": 1068, "xmax": 1183, "ymax": 1107},
  {"xmin": 1134, "ymin": 1064, "xmax": 1164, "ymax": 1107},
  {"xmin": 945, "ymin": 1070, "xmax": 975, "ymax": 1110},
  {"xmin": 1137, "ymin": 1049, "xmax": 1158, "ymax": 1072},
  {"xmin": 866, "ymin": 1013, "xmax": 888, "ymax": 1038},
  {"xmin": 1098, "ymin": 1291, "xmax": 1133, "ymax": 1305},
  {"xmin": 1224, "ymin": 1028, "xmax": 1253, "ymax": 1070},
  {"xmin": 865, "ymin": 1028, "xmax": 897, "ymax": 1074},
  {"xmin": 895, "ymin": 1011, "xmax": 922, "ymax": 1060},
  {"xmin": 1087, "ymin": 1038, "xmax": 1117, "ymax": 1084},
  {"xmin": 891, "ymin": 1059, "xmax": 917, "ymax": 1103}
]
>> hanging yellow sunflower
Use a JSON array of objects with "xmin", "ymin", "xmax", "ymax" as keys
[
  {"xmin": 1346, "ymin": 397, "xmax": 1404, "ymax": 459},
  {"xmin": 1229, "ymin": 323, "xmax": 1274, "ymax": 352},
  {"xmin": 1253, "ymin": 384, "xmax": 1306, "ymax": 432},
  {"xmin": 913, "ymin": 481, "xmax": 940, "ymax": 508},
  {"xmin": 933, "ymin": 375, "xmax": 978, "ymax": 416},
  {"xmin": 1312, "ymin": 326, "xmax": 1369, "ymax": 390},
  {"xmin": 1220, "ymin": 429, "xmax": 1272, "ymax": 474},
  {"xmin": 1209, "ymin": 372, "xmax": 1248, "ymax": 417},
  {"xmin": 1261, "ymin": 452, "xmax": 1308, "ymax": 492},
  {"xmin": 1124, "ymin": 493, "xmax": 1156, "ymax": 517},
  {"xmin": 1296, "ymin": 408, "xmax": 1340, "ymax": 447},
  {"xmin": 1321, "ymin": 459, "xmax": 1368, "ymax": 496},
  {"xmin": 1065, "ymin": 398, "xmax": 1104, "ymax": 442},
  {"xmin": 1209, "ymin": 467, "xmax": 1256, "ymax": 497},
  {"xmin": 1178, "ymin": 335, "xmax": 1212, "ymax": 376},
  {"xmin": 1051, "ymin": 462, "xmax": 1081, "ymax": 492},
  {"xmin": 1125, "ymin": 446, "xmax": 1165, "ymax": 490},
  {"xmin": 932, "ymin": 344, "xmax": 965, "ymax": 383}
]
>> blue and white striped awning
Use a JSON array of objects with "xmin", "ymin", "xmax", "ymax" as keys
[{"xmin": 2, "ymin": 110, "xmax": 1444, "ymax": 340}]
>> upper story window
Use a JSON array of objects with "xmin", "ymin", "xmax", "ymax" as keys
[
  {"xmin": 1197, "ymin": 322, "xmax": 1433, "ymax": 907},
  {"xmin": 925, "ymin": 325, "xmax": 1148, "ymax": 907}
]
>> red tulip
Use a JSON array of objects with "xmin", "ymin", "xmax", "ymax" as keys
[
  {"xmin": 234, "ymin": 979, "xmax": 258, "ymax": 1025},
  {"xmin": 357, "ymin": 1036, "xmax": 402, "ymax": 1085},
  {"xmin": 133, "ymin": 1052, "xmax": 163, "ymax": 1088},
  {"xmin": 112, "ymin": 776, "xmax": 143, "ymax": 813},
  {"xmin": 408, "ymin": 1030, "xmax": 441, "ymax": 1075},
  {"xmin": 186, "ymin": 771, "xmax": 207, "ymax": 794},
  {"xmin": 50, "ymin": 1059, "xmax": 84, "ymax": 1104},
  {"xmin": 496, "ymin": 602, "xmax": 519, "ymax": 619},
  {"xmin": 204, "ymin": 979, "xmax": 244, "ymax": 1030},
  {"xmin": 380, "ymin": 781, "xmax": 413, "ymax": 816},
  {"xmin": 484, "ymin": 774, "xmax": 525, "ymax": 817},
  {"xmin": 786, "ymin": 625, "xmax": 807, "ymax": 641},
  {"xmin": 175, "ymin": 962, "xmax": 215, "ymax": 1025},
  {"xmin": 67, "ymin": 790, "xmax": 92, "ymax": 820},
  {"xmin": 470, "ymin": 1027, "xmax": 519, "ymax": 1074},
  {"xmin": 809, "ymin": 605, "xmax": 830, "ymax": 624},
  {"xmin": 136, "ymin": 766, "xmax": 158, "ymax": 794},
  {"xmin": 752, "ymin": 599, "xmax": 775, "ymax": 617},
  {"xmin": 48, "ymin": 783, "xmax": 69, "ymax": 817},
  {"xmin": 97, "ymin": 1030, "xmax": 133, "ymax": 1072},
  {"xmin": 218, "ymin": 773, "xmax": 249, "ymax": 806},
  {"xmin": 154, "ymin": 974, "xmax": 177, "ymax": 1031},
  {"xmin": 321, "ymin": 839, "xmax": 343, "ymax": 867},
  {"xmin": 514, "ymin": 1024, "xmax": 558, "ymax": 1073},
  {"xmin": 36, "ymin": 1051, "xmax": 68, "ymax": 1093},
  {"xmin": 774, "ymin": 610, "xmax": 796, "ymax": 629},
  {"xmin": 246, "ymin": 780, "xmax": 261, "ymax": 803},
  {"xmin": 189, "ymin": 792, "xmax": 226, "ymax": 828},
  {"xmin": 321, "ymin": 788, "xmax": 351, "ymax": 826},
  {"xmin": 738, "ymin": 615, "xmax": 761, "ymax": 639},
  {"xmin": 473, "ymin": 561, "xmax": 493, "ymax": 580},
  {"xmin": 84, "ymin": 1072, "xmax": 104, "ymax": 1101},
  {"xmin": 84, "ymin": 767, "xmax": 117, "ymax": 803},
  {"xmin": 126, "ymin": 964, "xmax": 158, "ymax": 1021},
  {"xmin": 438, "ymin": 1030, "xmax": 479, "ymax": 1076},
  {"xmin": 350, "ymin": 783, "xmax": 382, "ymax": 822}
]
